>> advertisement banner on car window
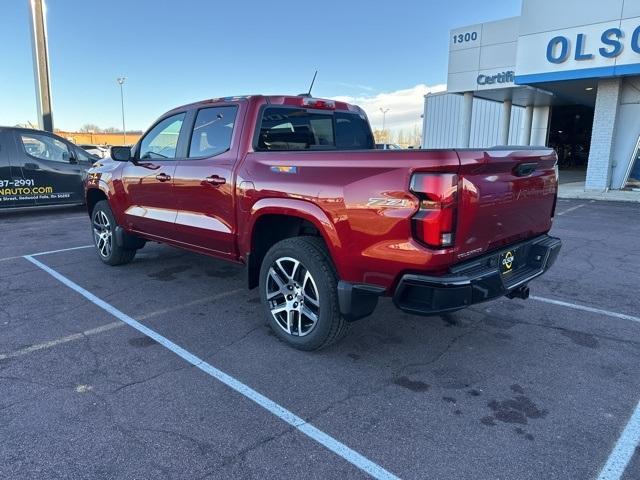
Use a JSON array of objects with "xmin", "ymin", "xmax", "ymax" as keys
[{"xmin": 0, "ymin": 178, "xmax": 73, "ymax": 204}]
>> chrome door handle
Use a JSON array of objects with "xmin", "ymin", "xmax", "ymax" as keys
[
  {"xmin": 155, "ymin": 173, "xmax": 171, "ymax": 182},
  {"xmin": 203, "ymin": 175, "xmax": 226, "ymax": 186}
]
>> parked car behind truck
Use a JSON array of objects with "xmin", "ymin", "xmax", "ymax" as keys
[
  {"xmin": 85, "ymin": 94, "xmax": 561, "ymax": 350},
  {"xmin": 0, "ymin": 127, "xmax": 96, "ymax": 208}
]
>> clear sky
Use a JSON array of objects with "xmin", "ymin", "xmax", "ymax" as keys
[{"xmin": 0, "ymin": 0, "xmax": 521, "ymax": 133}]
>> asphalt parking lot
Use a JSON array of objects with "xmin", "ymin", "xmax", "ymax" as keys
[{"xmin": 1, "ymin": 199, "xmax": 639, "ymax": 480}]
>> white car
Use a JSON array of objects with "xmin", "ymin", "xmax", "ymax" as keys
[
  {"xmin": 78, "ymin": 144, "xmax": 109, "ymax": 158},
  {"xmin": 375, "ymin": 143, "xmax": 402, "ymax": 150}
]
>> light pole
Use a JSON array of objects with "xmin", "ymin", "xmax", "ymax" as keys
[
  {"xmin": 379, "ymin": 107, "xmax": 390, "ymax": 133},
  {"xmin": 117, "ymin": 76, "xmax": 126, "ymax": 145}
]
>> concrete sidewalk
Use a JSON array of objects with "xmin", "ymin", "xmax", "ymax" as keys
[{"xmin": 558, "ymin": 181, "xmax": 640, "ymax": 202}]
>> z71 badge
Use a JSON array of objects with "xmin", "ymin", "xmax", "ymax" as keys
[{"xmin": 366, "ymin": 198, "xmax": 409, "ymax": 207}]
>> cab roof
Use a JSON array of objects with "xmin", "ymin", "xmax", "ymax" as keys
[{"xmin": 165, "ymin": 95, "xmax": 363, "ymax": 116}]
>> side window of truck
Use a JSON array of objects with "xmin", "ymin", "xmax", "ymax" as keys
[
  {"xmin": 257, "ymin": 108, "xmax": 373, "ymax": 151},
  {"xmin": 139, "ymin": 113, "xmax": 185, "ymax": 160},
  {"xmin": 20, "ymin": 133, "xmax": 71, "ymax": 163},
  {"xmin": 188, "ymin": 106, "xmax": 238, "ymax": 158}
]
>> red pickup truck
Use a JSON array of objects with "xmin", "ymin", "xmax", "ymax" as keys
[{"xmin": 85, "ymin": 94, "xmax": 561, "ymax": 350}]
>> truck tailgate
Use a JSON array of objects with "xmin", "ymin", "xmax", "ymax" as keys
[{"xmin": 454, "ymin": 148, "xmax": 558, "ymax": 261}]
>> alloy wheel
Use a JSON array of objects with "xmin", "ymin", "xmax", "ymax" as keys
[
  {"xmin": 92, "ymin": 210, "xmax": 112, "ymax": 258},
  {"xmin": 266, "ymin": 256, "xmax": 320, "ymax": 336}
]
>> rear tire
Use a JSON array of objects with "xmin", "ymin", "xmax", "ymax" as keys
[
  {"xmin": 91, "ymin": 200, "xmax": 137, "ymax": 266},
  {"xmin": 259, "ymin": 236, "xmax": 349, "ymax": 351}
]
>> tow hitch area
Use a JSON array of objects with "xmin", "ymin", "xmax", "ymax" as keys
[{"xmin": 507, "ymin": 285, "xmax": 530, "ymax": 300}]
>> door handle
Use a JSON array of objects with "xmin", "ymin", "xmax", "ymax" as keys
[
  {"xmin": 24, "ymin": 163, "xmax": 40, "ymax": 171},
  {"xmin": 203, "ymin": 175, "xmax": 226, "ymax": 186},
  {"xmin": 155, "ymin": 173, "xmax": 171, "ymax": 182}
]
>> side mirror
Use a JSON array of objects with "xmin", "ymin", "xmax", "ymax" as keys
[{"xmin": 111, "ymin": 146, "xmax": 133, "ymax": 162}]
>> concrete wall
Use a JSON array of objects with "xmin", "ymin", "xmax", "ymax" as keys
[
  {"xmin": 448, "ymin": 17, "xmax": 519, "ymax": 93},
  {"xmin": 56, "ymin": 131, "xmax": 142, "ymax": 146},
  {"xmin": 530, "ymin": 106, "xmax": 550, "ymax": 146},
  {"xmin": 422, "ymin": 93, "xmax": 524, "ymax": 148},
  {"xmin": 584, "ymin": 77, "xmax": 640, "ymax": 189},
  {"xmin": 586, "ymin": 78, "xmax": 621, "ymax": 190},
  {"xmin": 611, "ymin": 77, "xmax": 640, "ymax": 188}
]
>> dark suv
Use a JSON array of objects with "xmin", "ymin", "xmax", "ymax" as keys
[{"xmin": 0, "ymin": 127, "xmax": 96, "ymax": 208}]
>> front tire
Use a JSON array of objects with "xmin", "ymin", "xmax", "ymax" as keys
[
  {"xmin": 91, "ymin": 200, "xmax": 137, "ymax": 266},
  {"xmin": 259, "ymin": 237, "xmax": 349, "ymax": 350}
]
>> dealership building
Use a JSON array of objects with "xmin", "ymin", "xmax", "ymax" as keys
[{"xmin": 422, "ymin": 0, "xmax": 640, "ymax": 191}]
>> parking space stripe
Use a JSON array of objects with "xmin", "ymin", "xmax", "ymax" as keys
[
  {"xmin": 531, "ymin": 296, "xmax": 640, "ymax": 324},
  {"xmin": 1, "ymin": 245, "xmax": 93, "ymax": 262},
  {"xmin": 137, "ymin": 289, "xmax": 244, "ymax": 320},
  {"xmin": 29, "ymin": 245, "xmax": 93, "ymax": 257},
  {"xmin": 0, "ymin": 289, "xmax": 244, "ymax": 361},
  {"xmin": 530, "ymin": 294, "xmax": 640, "ymax": 479},
  {"xmin": 0, "ymin": 254, "xmax": 28, "ymax": 263},
  {"xmin": 556, "ymin": 203, "xmax": 585, "ymax": 216},
  {"xmin": 598, "ymin": 400, "xmax": 640, "ymax": 480},
  {"xmin": 23, "ymin": 254, "xmax": 400, "ymax": 480},
  {"xmin": 0, "ymin": 322, "xmax": 123, "ymax": 361}
]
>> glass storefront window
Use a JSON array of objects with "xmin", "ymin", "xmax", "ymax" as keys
[{"xmin": 623, "ymin": 135, "xmax": 640, "ymax": 191}]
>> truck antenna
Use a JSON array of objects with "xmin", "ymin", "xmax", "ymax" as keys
[
  {"xmin": 308, "ymin": 70, "xmax": 318, "ymax": 95},
  {"xmin": 304, "ymin": 70, "xmax": 318, "ymax": 97}
]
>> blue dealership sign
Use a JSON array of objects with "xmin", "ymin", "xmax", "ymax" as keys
[{"xmin": 515, "ymin": 20, "xmax": 640, "ymax": 85}]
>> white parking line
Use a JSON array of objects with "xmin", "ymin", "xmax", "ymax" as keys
[
  {"xmin": 0, "ymin": 254, "xmax": 28, "ymax": 263},
  {"xmin": 0, "ymin": 289, "xmax": 243, "ymax": 361},
  {"xmin": 23, "ymin": 254, "xmax": 400, "ymax": 480},
  {"xmin": 598, "ymin": 400, "xmax": 640, "ymax": 480},
  {"xmin": 557, "ymin": 203, "xmax": 585, "ymax": 216},
  {"xmin": 0, "ymin": 322, "xmax": 122, "ymax": 361},
  {"xmin": 531, "ymin": 294, "xmax": 640, "ymax": 479},
  {"xmin": 0, "ymin": 245, "xmax": 94, "ymax": 262},
  {"xmin": 531, "ymin": 296, "xmax": 640, "ymax": 324},
  {"xmin": 29, "ymin": 245, "xmax": 93, "ymax": 257}
]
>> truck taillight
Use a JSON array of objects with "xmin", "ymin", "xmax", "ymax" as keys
[{"xmin": 409, "ymin": 173, "xmax": 458, "ymax": 248}]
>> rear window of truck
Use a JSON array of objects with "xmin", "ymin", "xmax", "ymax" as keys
[{"xmin": 257, "ymin": 108, "xmax": 374, "ymax": 151}]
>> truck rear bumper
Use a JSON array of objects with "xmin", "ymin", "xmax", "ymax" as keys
[{"xmin": 392, "ymin": 235, "xmax": 561, "ymax": 316}]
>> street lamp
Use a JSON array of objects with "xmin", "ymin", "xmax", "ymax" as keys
[
  {"xmin": 379, "ymin": 107, "xmax": 390, "ymax": 132},
  {"xmin": 116, "ymin": 76, "xmax": 126, "ymax": 145}
]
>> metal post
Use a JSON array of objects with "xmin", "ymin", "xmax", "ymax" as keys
[
  {"xmin": 520, "ymin": 105, "xmax": 534, "ymax": 146},
  {"xmin": 379, "ymin": 107, "xmax": 390, "ymax": 132},
  {"xmin": 501, "ymin": 99, "xmax": 512, "ymax": 145},
  {"xmin": 28, "ymin": 0, "xmax": 54, "ymax": 132},
  {"xmin": 117, "ymin": 77, "xmax": 126, "ymax": 145},
  {"xmin": 459, "ymin": 92, "xmax": 474, "ymax": 148}
]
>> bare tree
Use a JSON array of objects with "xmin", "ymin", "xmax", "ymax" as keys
[
  {"xmin": 80, "ymin": 123, "xmax": 102, "ymax": 133},
  {"xmin": 373, "ymin": 129, "xmax": 390, "ymax": 144}
]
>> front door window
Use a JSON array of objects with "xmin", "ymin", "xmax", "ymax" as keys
[{"xmin": 139, "ymin": 113, "xmax": 185, "ymax": 160}]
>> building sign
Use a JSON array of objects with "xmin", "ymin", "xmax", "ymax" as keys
[
  {"xmin": 545, "ymin": 27, "xmax": 639, "ymax": 64},
  {"xmin": 477, "ymin": 71, "xmax": 515, "ymax": 86},
  {"xmin": 447, "ymin": 17, "xmax": 520, "ymax": 93},
  {"xmin": 516, "ymin": 15, "xmax": 640, "ymax": 84}
]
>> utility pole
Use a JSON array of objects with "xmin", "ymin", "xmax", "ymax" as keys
[
  {"xmin": 28, "ymin": 0, "xmax": 54, "ymax": 132},
  {"xmin": 379, "ymin": 107, "xmax": 390, "ymax": 132},
  {"xmin": 117, "ymin": 76, "xmax": 126, "ymax": 144}
]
